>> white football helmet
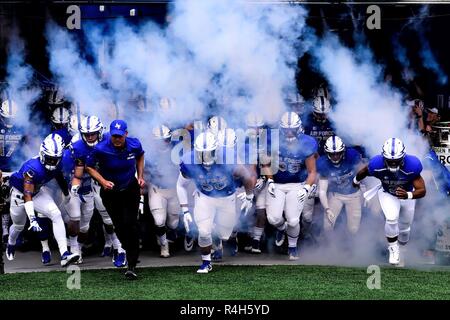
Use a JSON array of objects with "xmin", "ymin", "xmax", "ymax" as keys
[
  {"xmin": 382, "ymin": 138, "xmax": 406, "ymax": 173},
  {"xmin": 324, "ymin": 136, "xmax": 346, "ymax": 166},
  {"xmin": 39, "ymin": 133, "xmax": 65, "ymax": 171},
  {"xmin": 312, "ymin": 96, "xmax": 331, "ymax": 123},
  {"xmin": 280, "ymin": 111, "xmax": 303, "ymax": 142},
  {"xmin": 47, "ymin": 89, "xmax": 65, "ymax": 106},
  {"xmin": 207, "ymin": 116, "xmax": 227, "ymax": 136},
  {"xmin": 285, "ymin": 92, "xmax": 305, "ymax": 114},
  {"xmin": 152, "ymin": 124, "xmax": 171, "ymax": 140},
  {"xmin": 79, "ymin": 116, "xmax": 104, "ymax": 147},
  {"xmin": 51, "ymin": 106, "xmax": 70, "ymax": 125},
  {"xmin": 0, "ymin": 99, "xmax": 18, "ymax": 128},
  {"xmin": 194, "ymin": 131, "xmax": 218, "ymax": 167}
]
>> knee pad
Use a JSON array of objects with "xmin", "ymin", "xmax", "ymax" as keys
[
  {"xmin": 151, "ymin": 208, "xmax": 166, "ymax": 228},
  {"xmin": 385, "ymin": 219, "xmax": 399, "ymax": 238},
  {"xmin": 79, "ymin": 224, "xmax": 90, "ymax": 234},
  {"xmin": 103, "ymin": 223, "xmax": 114, "ymax": 234},
  {"xmin": 398, "ymin": 225, "xmax": 411, "ymax": 244},
  {"xmin": 286, "ymin": 217, "xmax": 300, "ymax": 229},
  {"xmin": 198, "ymin": 235, "xmax": 212, "ymax": 247},
  {"xmin": 12, "ymin": 224, "xmax": 24, "ymax": 232},
  {"xmin": 267, "ymin": 215, "xmax": 284, "ymax": 229},
  {"xmin": 47, "ymin": 203, "xmax": 62, "ymax": 222}
]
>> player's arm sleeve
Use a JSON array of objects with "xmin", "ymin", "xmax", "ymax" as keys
[
  {"xmin": 318, "ymin": 177, "xmax": 330, "ymax": 210},
  {"xmin": 176, "ymin": 171, "xmax": 191, "ymax": 209}
]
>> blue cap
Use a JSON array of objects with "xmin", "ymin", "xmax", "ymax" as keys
[{"xmin": 110, "ymin": 119, "xmax": 127, "ymax": 136}]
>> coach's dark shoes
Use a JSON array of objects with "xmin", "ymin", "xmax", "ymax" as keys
[
  {"xmin": 125, "ymin": 267, "xmax": 138, "ymax": 280},
  {"xmin": 0, "ymin": 262, "xmax": 4, "ymax": 275}
]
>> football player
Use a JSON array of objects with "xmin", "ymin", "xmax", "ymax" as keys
[
  {"xmin": 0, "ymin": 98, "xmax": 28, "ymax": 248},
  {"xmin": 264, "ymin": 111, "xmax": 318, "ymax": 260},
  {"xmin": 6, "ymin": 134, "xmax": 79, "ymax": 266},
  {"xmin": 176, "ymin": 132, "xmax": 256, "ymax": 273},
  {"xmin": 317, "ymin": 136, "xmax": 364, "ymax": 237},
  {"xmin": 65, "ymin": 116, "xmax": 126, "ymax": 266},
  {"xmin": 146, "ymin": 125, "xmax": 182, "ymax": 258},
  {"xmin": 353, "ymin": 138, "xmax": 426, "ymax": 266}
]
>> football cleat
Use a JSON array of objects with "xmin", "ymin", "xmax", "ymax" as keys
[
  {"xmin": 196, "ymin": 260, "xmax": 212, "ymax": 274},
  {"xmin": 124, "ymin": 267, "xmax": 138, "ymax": 280},
  {"xmin": 6, "ymin": 244, "xmax": 15, "ymax": 261},
  {"xmin": 211, "ymin": 248, "xmax": 223, "ymax": 262},
  {"xmin": 288, "ymin": 247, "xmax": 299, "ymax": 261},
  {"xmin": 184, "ymin": 235, "xmax": 194, "ymax": 252},
  {"xmin": 228, "ymin": 237, "xmax": 238, "ymax": 256},
  {"xmin": 275, "ymin": 229, "xmax": 285, "ymax": 247},
  {"xmin": 101, "ymin": 245, "xmax": 112, "ymax": 257},
  {"xmin": 41, "ymin": 251, "xmax": 52, "ymax": 265},
  {"xmin": 0, "ymin": 262, "xmax": 4, "ymax": 275},
  {"xmin": 113, "ymin": 251, "xmax": 127, "ymax": 268},
  {"xmin": 60, "ymin": 251, "xmax": 80, "ymax": 267},
  {"xmin": 251, "ymin": 239, "xmax": 261, "ymax": 254},
  {"xmin": 388, "ymin": 244, "xmax": 400, "ymax": 265},
  {"xmin": 160, "ymin": 242, "xmax": 170, "ymax": 258}
]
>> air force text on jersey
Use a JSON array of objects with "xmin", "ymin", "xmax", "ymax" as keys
[{"xmin": 179, "ymin": 304, "xmax": 270, "ymax": 317}]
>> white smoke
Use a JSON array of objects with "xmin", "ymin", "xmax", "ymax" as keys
[
  {"xmin": 5, "ymin": 26, "xmax": 41, "ymax": 128},
  {"xmin": 313, "ymin": 33, "xmax": 429, "ymax": 159}
]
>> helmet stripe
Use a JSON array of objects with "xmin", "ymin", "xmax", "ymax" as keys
[
  {"xmin": 51, "ymin": 133, "xmax": 58, "ymax": 154},
  {"xmin": 288, "ymin": 112, "xmax": 292, "ymax": 127},
  {"xmin": 391, "ymin": 138, "xmax": 395, "ymax": 157},
  {"xmin": 159, "ymin": 126, "xmax": 163, "ymax": 138},
  {"xmin": 332, "ymin": 136, "xmax": 336, "ymax": 151},
  {"xmin": 320, "ymin": 97, "xmax": 324, "ymax": 112}
]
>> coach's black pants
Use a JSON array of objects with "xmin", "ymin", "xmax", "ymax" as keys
[{"xmin": 100, "ymin": 179, "xmax": 141, "ymax": 268}]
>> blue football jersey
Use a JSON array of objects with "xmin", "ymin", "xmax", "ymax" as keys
[
  {"xmin": 53, "ymin": 127, "xmax": 73, "ymax": 147},
  {"xmin": 368, "ymin": 154, "xmax": 423, "ymax": 196},
  {"xmin": 302, "ymin": 113, "xmax": 335, "ymax": 156},
  {"xmin": 317, "ymin": 148, "xmax": 362, "ymax": 194},
  {"xmin": 62, "ymin": 139, "xmax": 95, "ymax": 194},
  {"xmin": 273, "ymin": 133, "xmax": 318, "ymax": 184},
  {"xmin": 10, "ymin": 157, "xmax": 63, "ymax": 195},
  {"xmin": 0, "ymin": 124, "xmax": 27, "ymax": 172},
  {"xmin": 180, "ymin": 151, "xmax": 238, "ymax": 197}
]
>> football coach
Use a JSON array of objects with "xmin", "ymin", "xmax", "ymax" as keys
[{"xmin": 86, "ymin": 119, "xmax": 145, "ymax": 280}]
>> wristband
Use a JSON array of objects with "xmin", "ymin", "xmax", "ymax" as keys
[
  {"xmin": 353, "ymin": 176, "xmax": 360, "ymax": 185},
  {"xmin": 407, "ymin": 191, "xmax": 413, "ymax": 199}
]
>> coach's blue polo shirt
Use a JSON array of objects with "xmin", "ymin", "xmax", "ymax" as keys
[{"xmin": 86, "ymin": 137, "xmax": 144, "ymax": 191}]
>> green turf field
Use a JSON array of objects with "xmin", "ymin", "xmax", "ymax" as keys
[{"xmin": 0, "ymin": 265, "xmax": 449, "ymax": 300}]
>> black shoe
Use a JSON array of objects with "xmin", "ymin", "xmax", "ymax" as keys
[
  {"xmin": 125, "ymin": 267, "xmax": 138, "ymax": 280},
  {"xmin": 0, "ymin": 263, "xmax": 4, "ymax": 275}
]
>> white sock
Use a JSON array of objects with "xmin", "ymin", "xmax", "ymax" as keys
[
  {"xmin": 111, "ymin": 232, "xmax": 124, "ymax": 253},
  {"xmin": 41, "ymin": 240, "xmax": 50, "ymax": 252},
  {"xmin": 287, "ymin": 235, "xmax": 298, "ymax": 248},
  {"xmin": 159, "ymin": 233, "xmax": 167, "ymax": 246},
  {"xmin": 253, "ymin": 227, "xmax": 264, "ymax": 241},
  {"xmin": 104, "ymin": 228, "xmax": 112, "ymax": 247},
  {"xmin": 201, "ymin": 254, "xmax": 211, "ymax": 262},
  {"xmin": 51, "ymin": 216, "xmax": 68, "ymax": 256},
  {"xmin": 69, "ymin": 236, "xmax": 79, "ymax": 254},
  {"xmin": 388, "ymin": 241, "xmax": 398, "ymax": 247}
]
